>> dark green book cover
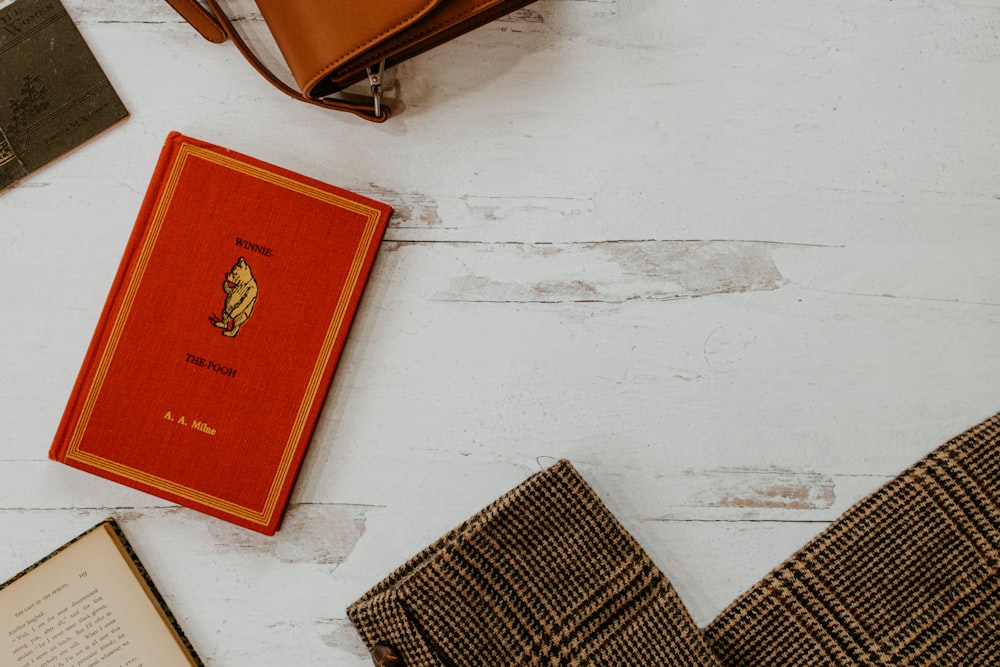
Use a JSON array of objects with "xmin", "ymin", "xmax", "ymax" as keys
[{"xmin": 0, "ymin": 0, "xmax": 128, "ymax": 191}]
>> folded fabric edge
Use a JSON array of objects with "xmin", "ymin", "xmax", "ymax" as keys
[
  {"xmin": 347, "ymin": 462, "xmax": 561, "ymax": 663},
  {"xmin": 704, "ymin": 411, "xmax": 1000, "ymax": 664},
  {"xmin": 347, "ymin": 459, "xmax": 721, "ymax": 666}
]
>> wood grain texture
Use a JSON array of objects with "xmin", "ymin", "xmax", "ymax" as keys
[{"xmin": 1, "ymin": 0, "xmax": 998, "ymax": 664}]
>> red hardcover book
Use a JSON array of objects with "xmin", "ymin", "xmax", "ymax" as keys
[{"xmin": 49, "ymin": 133, "xmax": 392, "ymax": 535}]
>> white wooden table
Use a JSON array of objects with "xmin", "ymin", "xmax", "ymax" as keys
[{"xmin": 2, "ymin": 1, "xmax": 999, "ymax": 664}]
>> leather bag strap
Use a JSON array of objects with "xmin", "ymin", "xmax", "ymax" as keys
[{"xmin": 164, "ymin": 0, "xmax": 389, "ymax": 122}]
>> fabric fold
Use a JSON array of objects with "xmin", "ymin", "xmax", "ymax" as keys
[
  {"xmin": 347, "ymin": 459, "xmax": 720, "ymax": 666},
  {"xmin": 705, "ymin": 412, "xmax": 1000, "ymax": 665},
  {"xmin": 350, "ymin": 412, "xmax": 1000, "ymax": 665}
]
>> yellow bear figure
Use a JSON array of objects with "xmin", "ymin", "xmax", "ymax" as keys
[{"xmin": 210, "ymin": 257, "xmax": 258, "ymax": 337}]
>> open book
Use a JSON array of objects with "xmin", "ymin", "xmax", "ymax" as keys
[{"xmin": 1, "ymin": 519, "xmax": 201, "ymax": 666}]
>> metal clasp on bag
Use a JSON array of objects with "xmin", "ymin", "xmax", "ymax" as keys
[{"xmin": 366, "ymin": 61, "xmax": 386, "ymax": 119}]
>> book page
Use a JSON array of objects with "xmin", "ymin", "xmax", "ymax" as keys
[{"xmin": 1, "ymin": 524, "xmax": 196, "ymax": 667}]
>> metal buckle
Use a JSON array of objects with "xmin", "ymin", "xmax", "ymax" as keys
[{"xmin": 365, "ymin": 61, "xmax": 386, "ymax": 119}]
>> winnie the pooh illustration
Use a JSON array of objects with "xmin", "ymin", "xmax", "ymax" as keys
[{"xmin": 209, "ymin": 257, "xmax": 258, "ymax": 337}]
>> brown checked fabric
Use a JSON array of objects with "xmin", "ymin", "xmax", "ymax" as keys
[
  {"xmin": 348, "ymin": 459, "xmax": 719, "ymax": 666},
  {"xmin": 349, "ymin": 413, "xmax": 1000, "ymax": 666},
  {"xmin": 705, "ymin": 412, "xmax": 1000, "ymax": 665}
]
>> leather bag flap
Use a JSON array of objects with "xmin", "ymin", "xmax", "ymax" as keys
[{"xmin": 254, "ymin": 0, "xmax": 444, "ymax": 95}]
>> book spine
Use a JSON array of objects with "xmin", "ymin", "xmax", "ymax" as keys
[{"xmin": 48, "ymin": 133, "xmax": 185, "ymax": 461}]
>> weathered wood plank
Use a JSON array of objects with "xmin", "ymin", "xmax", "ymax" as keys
[{"xmin": 1, "ymin": 0, "xmax": 998, "ymax": 664}]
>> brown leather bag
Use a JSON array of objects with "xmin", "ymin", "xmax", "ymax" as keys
[{"xmin": 166, "ymin": 0, "xmax": 539, "ymax": 122}]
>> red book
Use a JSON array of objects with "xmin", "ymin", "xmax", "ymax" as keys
[{"xmin": 49, "ymin": 133, "xmax": 392, "ymax": 535}]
